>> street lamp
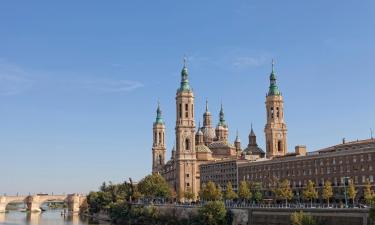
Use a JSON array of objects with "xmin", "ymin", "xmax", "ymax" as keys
[{"xmin": 343, "ymin": 176, "xmax": 350, "ymax": 208}]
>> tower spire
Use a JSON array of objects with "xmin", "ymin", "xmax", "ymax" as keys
[
  {"xmin": 205, "ymin": 99, "xmax": 209, "ymax": 112},
  {"xmin": 155, "ymin": 101, "xmax": 163, "ymax": 124},
  {"xmin": 268, "ymin": 59, "xmax": 280, "ymax": 96},
  {"xmin": 218, "ymin": 103, "xmax": 226, "ymax": 127},
  {"xmin": 180, "ymin": 55, "xmax": 191, "ymax": 91}
]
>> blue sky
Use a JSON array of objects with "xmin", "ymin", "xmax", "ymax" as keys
[{"xmin": 0, "ymin": 1, "xmax": 374, "ymax": 195}]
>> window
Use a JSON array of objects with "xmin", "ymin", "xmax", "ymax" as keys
[
  {"xmin": 158, "ymin": 132, "xmax": 162, "ymax": 144},
  {"xmin": 278, "ymin": 141, "xmax": 282, "ymax": 152},
  {"xmin": 276, "ymin": 107, "xmax": 280, "ymax": 118},
  {"xmin": 271, "ymin": 107, "xmax": 274, "ymax": 118},
  {"xmin": 368, "ymin": 154, "xmax": 372, "ymax": 161},
  {"xmin": 186, "ymin": 174, "xmax": 190, "ymax": 178},
  {"xmin": 159, "ymin": 155, "xmax": 162, "ymax": 165},
  {"xmin": 362, "ymin": 176, "xmax": 366, "ymax": 183},
  {"xmin": 185, "ymin": 104, "xmax": 189, "ymax": 118},
  {"xmin": 185, "ymin": 139, "xmax": 190, "ymax": 151},
  {"xmin": 370, "ymin": 175, "xmax": 374, "ymax": 183},
  {"xmin": 186, "ymin": 183, "xmax": 190, "ymax": 187},
  {"xmin": 353, "ymin": 156, "xmax": 357, "ymax": 163},
  {"xmin": 179, "ymin": 104, "xmax": 182, "ymax": 118}
]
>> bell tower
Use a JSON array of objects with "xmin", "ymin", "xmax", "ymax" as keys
[
  {"xmin": 264, "ymin": 60, "xmax": 287, "ymax": 158},
  {"xmin": 152, "ymin": 102, "xmax": 166, "ymax": 174},
  {"xmin": 175, "ymin": 57, "xmax": 197, "ymax": 200}
]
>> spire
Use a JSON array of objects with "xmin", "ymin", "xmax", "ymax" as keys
[
  {"xmin": 268, "ymin": 59, "xmax": 281, "ymax": 96},
  {"xmin": 205, "ymin": 99, "xmax": 209, "ymax": 112},
  {"xmin": 250, "ymin": 123, "xmax": 255, "ymax": 136},
  {"xmin": 235, "ymin": 129, "xmax": 241, "ymax": 142},
  {"xmin": 196, "ymin": 121, "xmax": 203, "ymax": 135},
  {"xmin": 218, "ymin": 103, "xmax": 226, "ymax": 127},
  {"xmin": 155, "ymin": 101, "xmax": 164, "ymax": 124},
  {"xmin": 179, "ymin": 55, "xmax": 191, "ymax": 91}
]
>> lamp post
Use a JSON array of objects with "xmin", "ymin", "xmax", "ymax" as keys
[{"xmin": 343, "ymin": 177, "xmax": 350, "ymax": 208}]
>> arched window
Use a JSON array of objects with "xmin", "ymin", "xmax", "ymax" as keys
[
  {"xmin": 159, "ymin": 154, "xmax": 162, "ymax": 165},
  {"xmin": 179, "ymin": 104, "xmax": 182, "ymax": 118},
  {"xmin": 271, "ymin": 107, "xmax": 274, "ymax": 119},
  {"xmin": 185, "ymin": 104, "xmax": 189, "ymax": 118},
  {"xmin": 278, "ymin": 140, "xmax": 282, "ymax": 152},
  {"xmin": 276, "ymin": 107, "xmax": 280, "ymax": 118},
  {"xmin": 185, "ymin": 139, "xmax": 190, "ymax": 151},
  {"xmin": 159, "ymin": 132, "xmax": 162, "ymax": 144}
]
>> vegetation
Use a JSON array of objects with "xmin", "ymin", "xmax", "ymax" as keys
[
  {"xmin": 197, "ymin": 201, "xmax": 228, "ymax": 225},
  {"xmin": 322, "ymin": 181, "xmax": 333, "ymax": 207},
  {"xmin": 364, "ymin": 179, "xmax": 374, "ymax": 206},
  {"xmin": 250, "ymin": 182, "xmax": 263, "ymax": 203},
  {"xmin": 137, "ymin": 173, "xmax": 171, "ymax": 200},
  {"xmin": 183, "ymin": 187, "xmax": 195, "ymax": 203},
  {"xmin": 303, "ymin": 180, "xmax": 318, "ymax": 207},
  {"xmin": 347, "ymin": 179, "xmax": 357, "ymax": 205},
  {"xmin": 224, "ymin": 182, "xmax": 237, "ymax": 201},
  {"xmin": 238, "ymin": 181, "xmax": 251, "ymax": 202},
  {"xmin": 290, "ymin": 211, "xmax": 317, "ymax": 225},
  {"xmin": 274, "ymin": 179, "xmax": 293, "ymax": 205},
  {"xmin": 199, "ymin": 181, "xmax": 222, "ymax": 201}
]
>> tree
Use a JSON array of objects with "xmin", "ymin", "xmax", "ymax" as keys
[
  {"xmin": 183, "ymin": 187, "xmax": 195, "ymax": 203},
  {"xmin": 322, "ymin": 181, "xmax": 333, "ymax": 207},
  {"xmin": 238, "ymin": 181, "xmax": 252, "ymax": 202},
  {"xmin": 224, "ymin": 182, "xmax": 238, "ymax": 201},
  {"xmin": 291, "ymin": 211, "xmax": 317, "ymax": 225},
  {"xmin": 274, "ymin": 179, "xmax": 293, "ymax": 205},
  {"xmin": 201, "ymin": 181, "xmax": 222, "ymax": 201},
  {"xmin": 251, "ymin": 182, "xmax": 263, "ymax": 203},
  {"xmin": 197, "ymin": 201, "xmax": 227, "ymax": 225},
  {"xmin": 364, "ymin": 179, "xmax": 374, "ymax": 206},
  {"xmin": 137, "ymin": 173, "xmax": 171, "ymax": 199},
  {"xmin": 347, "ymin": 179, "xmax": 357, "ymax": 205},
  {"xmin": 215, "ymin": 185, "xmax": 223, "ymax": 201},
  {"xmin": 303, "ymin": 180, "xmax": 318, "ymax": 207}
]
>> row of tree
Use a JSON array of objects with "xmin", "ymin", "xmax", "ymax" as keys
[{"xmin": 272, "ymin": 179, "xmax": 375, "ymax": 206}]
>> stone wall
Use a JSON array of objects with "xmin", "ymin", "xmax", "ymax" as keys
[{"xmin": 153, "ymin": 205, "xmax": 371, "ymax": 225}]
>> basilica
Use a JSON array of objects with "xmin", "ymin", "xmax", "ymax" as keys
[{"xmin": 151, "ymin": 59, "xmax": 288, "ymax": 200}]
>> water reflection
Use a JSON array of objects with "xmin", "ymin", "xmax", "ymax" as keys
[
  {"xmin": 26, "ymin": 212, "xmax": 41, "ymax": 224},
  {"xmin": 0, "ymin": 210, "xmax": 109, "ymax": 225},
  {"xmin": 0, "ymin": 213, "xmax": 5, "ymax": 223}
]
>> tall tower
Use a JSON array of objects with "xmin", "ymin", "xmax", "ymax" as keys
[
  {"xmin": 201, "ymin": 100, "xmax": 216, "ymax": 145},
  {"xmin": 175, "ymin": 57, "xmax": 197, "ymax": 200},
  {"xmin": 264, "ymin": 60, "xmax": 288, "ymax": 158},
  {"xmin": 215, "ymin": 104, "xmax": 229, "ymax": 141},
  {"xmin": 152, "ymin": 102, "xmax": 166, "ymax": 173}
]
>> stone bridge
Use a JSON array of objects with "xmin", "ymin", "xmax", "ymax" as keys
[{"xmin": 0, "ymin": 194, "xmax": 86, "ymax": 213}]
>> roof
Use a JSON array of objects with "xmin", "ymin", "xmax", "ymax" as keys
[
  {"xmin": 208, "ymin": 140, "xmax": 235, "ymax": 149},
  {"xmin": 196, "ymin": 145, "xmax": 212, "ymax": 153},
  {"xmin": 243, "ymin": 145, "xmax": 265, "ymax": 155}
]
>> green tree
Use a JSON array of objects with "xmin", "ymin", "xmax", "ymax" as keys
[
  {"xmin": 251, "ymin": 182, "xmax": 263, "ymax": 203},
  {"xmin": 364, "ymin": 179, "xmax": 374, "ymax": 206},
  {"xmin": 347, "ymin": 179, "xmax": 357, "ymax": 205},
  {"xmin": 291, "ymin": 211, "xmax": 317, "ymax": 225},
  {"xmin": 183, "ymin": 187, "xmax": 195, "ymax": 203},
  {"xmin": 137, "ymin": 173, "xmax": 171, "ymax": 199},
  {"xmin": 201, "ymin": 181, "xmax": 222, "ymax": 201},
  {"xmin": 224, "ymin": 182, "xmax": 238, "ymax": 201},
  {"xmin": 274, "ymin": 179, "xmax": 293, "ymax": 205},
  {"xmin": 322, "ymin": 181, "xmax": 333, "ymax": 207},
  {"xmin": 303, "ymin": 180, "xmax": 318, "ymax": 207},
  {"xmin": 238, "ymin": 181, "xmax": 252, "ymax": 202},
  {"xmin": 197, "ymin": 201, "xmax": 227, "ymax": 225}
]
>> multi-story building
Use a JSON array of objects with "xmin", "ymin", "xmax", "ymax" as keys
[
  {"xmin": 151, "ymin": 57, "xmax": 374, "ymax": 202},
  {"xmin": 151, "ymin": 58, "xmax": 272, "ymax": 201}
]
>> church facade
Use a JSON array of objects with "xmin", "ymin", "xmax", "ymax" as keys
[{"xmin": 151, "ymin": 59, "xmax": 286, "ymax": 200}]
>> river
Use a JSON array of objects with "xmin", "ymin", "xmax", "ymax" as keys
[{"xmin": 0, "ymin": 210, "xmax": 109, "ymax": 225}]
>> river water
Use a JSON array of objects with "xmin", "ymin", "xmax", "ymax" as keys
[{"xmin": 0, "ymin": 210, "xmax": 109, "ymax": 225}]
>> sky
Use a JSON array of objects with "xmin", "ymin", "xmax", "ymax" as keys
[{"xmin": 0, "ymin": 1, "xmax": 374, "ymax": 195}]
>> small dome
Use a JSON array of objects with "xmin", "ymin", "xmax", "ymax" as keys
[{"xmin": 195, "ymin": 145, "xmax": 212, "ymax": 153}]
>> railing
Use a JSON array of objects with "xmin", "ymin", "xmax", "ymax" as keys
[{"xmin": 131, "ymin": 200, "xmax": 371, "ymax": 210}]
